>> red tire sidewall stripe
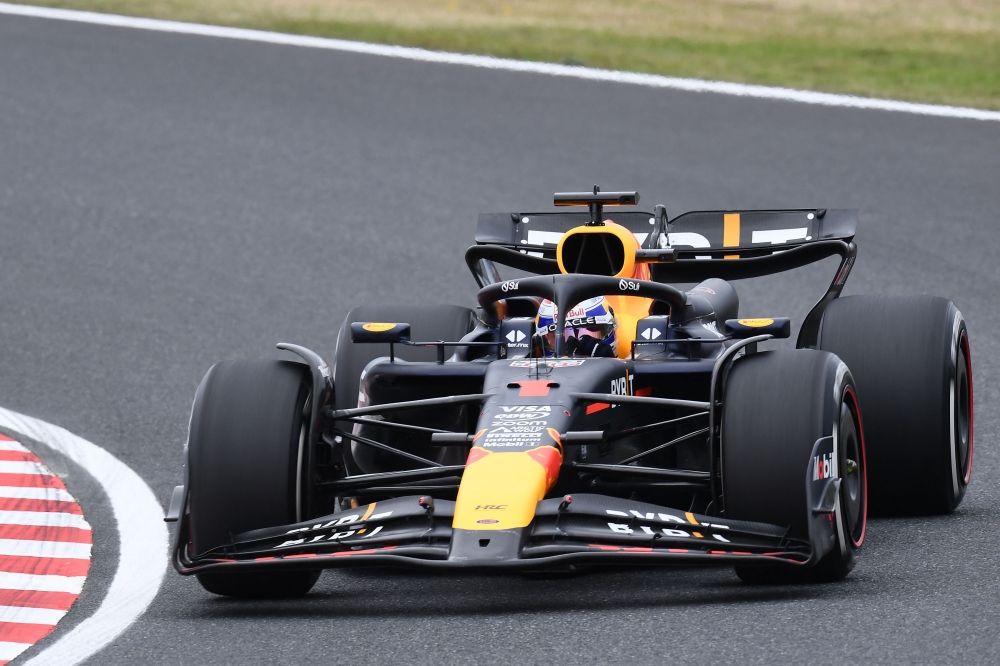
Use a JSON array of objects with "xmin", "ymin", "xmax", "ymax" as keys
[{"xmin": 844, "ymin": 385, "xmax": 867, "ymax": 548}]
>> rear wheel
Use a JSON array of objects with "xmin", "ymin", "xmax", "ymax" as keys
[
  {"xmin": 187, "ymin": 360, "xmax": 320, "ymax": 597},
  {"xmin": 721, "ymin": 349, "xmax": 866, "ymax": 583},
  {"xmin": 819, "ymin": 295, "xmax": 972, "ymax": 514}
]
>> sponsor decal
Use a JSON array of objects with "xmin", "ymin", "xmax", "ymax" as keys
[
  {"xmin": 493, "ymin": 413, "xmax": 550, "ymax": 420},
  {"xmin": 477, "ymin": 518, "xmax": 500, "ymax": 524},
  {"xmin": 607, "ymin": 523, "xmax": 730, "ymax": 541},
  {"xmin": 619, "ymin": 279, "xmax": 641, "ymax": 291},
  {"xmin": 489, "ymin": 420, "xmax": 543, "ymax": 427},
  {"xmin": 506, "ymin": 329, "xmax": 527, "ymax": 343},
  {"xmin": 605, "ymin": 509, "xmax": 730, "ymax": 529},
  {"xmin": 482, "ymin": 406, "xmax": 557, "ymax": 448},
  {"xmin": 483, "ymin": 430, "xmax": 550, "ymax": 447},
  {"xmin": 482, "ymin": 440, "xmax": 539, "ymax": 448},
  {"xmin": 608, "ymin": 523, "xmax": 691, "ymax": 538},
  {"xmin": 639, "ymin": 327, "xmax": 662, "ymax": 340},
  {"xmin": 484, "ymin": 428, "xmax": 547, "ymax": 445},
  {"xmin": 813, "ymin": 452, "xmax": 835, "ymax": 480},
  {"xmin": 500, "ymin": 280, "xmax": 519, "ymax": 293},
  {"xmin": 361, "ymin": 322, "xmax": 396, "ymax": 332},
  {"xmin": 575, "ymin": 313, "xmax": 615, "ymax": 326},
  {"xmin": 491, "ymin": 422, "xmax": 548, "ymax": 430},
  {"xmin": 561, "ymin": 297, "xmax": 603, "ymax": 319},
  {"xmin": 284, "ymin": 511, "xmax": 394, "ymax": 535},
  {"xmin": 475, "ymin": 505, "xmax": 507, "ymax": 510},
  {"xmin": 693, "ymin": 286, "xmax": 717, "ymax": 295},
  {"xmin": 500, "ymin": 406, "xmax": 551, "ymax": 413},
  {"xmin": 276, "ymin": 530, "xmax": 358, "ymax": 549},
  {"xmin": 736, "ymin": 318, "xmax": 775, "ymax": 327},
  {"xmin": 273, "ymin": 511, "xmax": 396, "ymax": 549},
  {"xmin": 606, "ymin": 374, "xmax": 630, "ymax": 410},
  {"xmin": 510, "ymin": 359, "xmax": 586, "ymax": 368}
]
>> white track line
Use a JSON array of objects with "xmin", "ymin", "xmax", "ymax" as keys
[
  {"xmin": 0, "ymin": 408, "xmax": 167, "ymax": 666},
  {"xmin": 0, "ymin": 539, "xmax": 92, "ymax": 560},
  {"xmin": 0, "ymin": 573, "xmax": 86, "ymax": 596},
  {"xmin": 0, "ymin": 605, "xmax": 67, "ymax": 626},
  {"xmin": 0, "ymin": 512, "xmax": 90, "ymax": 530},
  {"xmin": 0, "ymin": 641, "xmax": 34, "ymax": 660},
  {"xmin": 0, "ymin": 487, "xmax": 75, "ymax": 502},
  {"xmin": 0, "ymin": 461, "xmax": 53, "ymax": 475},
  {"xmin": 1, "ymin": 2, "xmax": 998, "ymax": 122}
]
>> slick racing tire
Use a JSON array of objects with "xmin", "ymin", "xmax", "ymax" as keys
[
  {"xmin": 334, "ymin": 303, "xmax": 477, "ymax": 474},
  {"xmin": 819, "ymin": 295, "xmax": 973, "ymax": 515},
  {"xmin": 722, "ymin": 350, "xmax": 867, "ymax": 583},
  {"xmin": 187, "ymin": 360, "xmax": 320, "ymax": 598}
]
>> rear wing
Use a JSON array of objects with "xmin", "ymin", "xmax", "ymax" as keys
[
  {"xmin": 468, "ymin": 207, "xmax": 858, "ymax": 348},
  {"xmin": 475, "ymin": 207, "xmax": 854, "ymax": 257},
  {"xmin": 476, "ymin": 211, "xmax": 664, "ymax": 252}
]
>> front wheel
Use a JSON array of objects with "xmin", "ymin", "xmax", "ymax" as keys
[
  {"xmin": 721, "ymin": 349, "xmax": 867, "ymax": 583},
  {"xmin": 186, "ymin": 359, "xmax": 319, "ymax": 598}
]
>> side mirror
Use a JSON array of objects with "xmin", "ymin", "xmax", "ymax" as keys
[
  {"xmin": 725, "ymin": 318, "xmax": 791, "ymax": 339},
  {"xmin": 350, "ymin": 322, "xmax": 411, "ymax": 344}
]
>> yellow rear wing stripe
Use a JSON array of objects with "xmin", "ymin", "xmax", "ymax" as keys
[{"xmin": 723, "ymin": 213, "xmax": 740, "ymax": 259}]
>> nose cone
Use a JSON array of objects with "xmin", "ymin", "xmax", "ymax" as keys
[
  {"xmin": 453, "ymin": 445, "xmax": 562, "ymax": 532},
  {"xmin": 448, "ymin": 401, "xmax": 567, "ymax": 563}
]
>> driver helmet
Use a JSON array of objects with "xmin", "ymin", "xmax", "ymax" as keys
[{"xmin": 535, "ymin": 297, "xmax": 618, "ymax": 357}]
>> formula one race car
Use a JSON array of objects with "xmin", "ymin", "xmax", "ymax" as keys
[{"xmin": 167, "ymin": 189, "xmax": 974, "ymax": 596}]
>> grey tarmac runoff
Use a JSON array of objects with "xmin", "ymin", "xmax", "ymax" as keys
[{"xmin": 0, "ymin": 8, "xmax": 999, "ymax": 665}]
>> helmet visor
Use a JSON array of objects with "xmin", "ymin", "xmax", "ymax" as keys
[
  {"xmin": 539, "ymin": 315, "xmax": 614, "ymax": 354},
  {"xmin": 564, "ymin": 313, "xmax": 614, "ymax": 341},
  {"xmin": 564, "ymin": 322, "xmax": 614, "ymax": 342}
]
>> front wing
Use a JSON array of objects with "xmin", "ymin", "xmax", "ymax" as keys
[{"xmin": 173, "ymin": 493, "xmax": 825, "ymax": 575}]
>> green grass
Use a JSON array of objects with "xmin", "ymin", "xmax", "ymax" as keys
[
  {"xmin": 264, "ymin": 21, "xmax": 1000, "ymax": 109},
  {"xmin": 15, "ymin": 0, "xmax": 1000, "ymax": 110}
]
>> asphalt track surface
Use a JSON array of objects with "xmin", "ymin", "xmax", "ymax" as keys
[{"xmin": 1, "ymin": 12, "xmax": 999, "ymax": 665}]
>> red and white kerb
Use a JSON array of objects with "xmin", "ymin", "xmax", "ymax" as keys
[{"xmin": 0, "ymin": 435, "xmax": 91, "ymax": 664}]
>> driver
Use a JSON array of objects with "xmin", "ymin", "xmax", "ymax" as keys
[{"xmin": 534, "ymin": 297, "xmax": 618, "ymax": 358}]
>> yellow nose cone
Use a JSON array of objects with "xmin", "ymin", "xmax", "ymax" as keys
[{"xmin": 452, "ymin": 447, "xmax": 562, "ymax": 531}]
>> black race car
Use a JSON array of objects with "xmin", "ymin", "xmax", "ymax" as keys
[{"xmin": 167, "ymin": 189, "xmax": 974, "ymax": 596}]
